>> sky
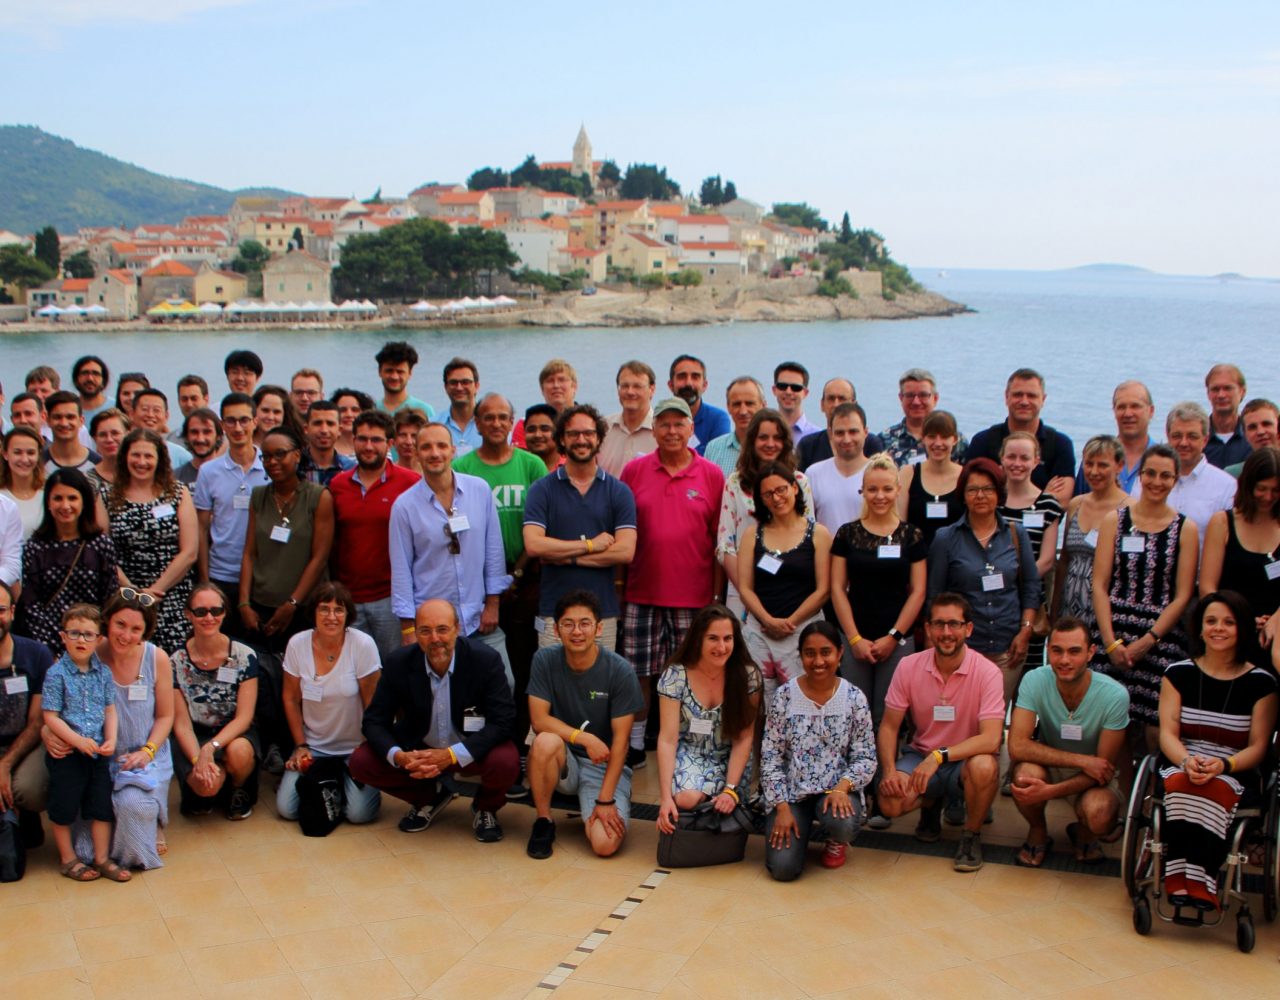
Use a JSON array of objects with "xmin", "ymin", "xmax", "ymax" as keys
[{"xmin": 3, "ymin": 1, "xmax": 1277, "ymax": 277}]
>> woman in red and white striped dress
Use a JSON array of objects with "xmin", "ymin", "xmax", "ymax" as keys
[{"xmin": 1157, "ymin": 590, "xmax": 1277, "ymax": 909}]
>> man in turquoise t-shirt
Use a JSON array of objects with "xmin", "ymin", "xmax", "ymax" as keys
[{"xmin": 1007, "ymin": 616, "xmax": 1129, "ymax": 867}]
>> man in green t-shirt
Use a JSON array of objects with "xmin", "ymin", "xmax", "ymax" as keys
[
  {"xmin": 455, "ymin": 393, "xmax": 548, "ymax": 756},
  {"xmin": 1007, "ymin": 616, "xmax": 1130, "ymax": 867}
]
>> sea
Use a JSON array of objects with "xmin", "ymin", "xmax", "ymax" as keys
[{"xmin": 4, "ymin": 266, "xmax": 1277, "ymax": 446}]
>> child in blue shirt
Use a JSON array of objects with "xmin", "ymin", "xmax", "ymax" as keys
[{"xmin": 42, "ymin": 604, "xmax": 130, "ymax": 882}]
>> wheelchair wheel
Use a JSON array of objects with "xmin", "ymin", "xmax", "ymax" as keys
[
  {"xmin": 1133, "ymin": 896, "xmax": 1152, "ymax": 936},
  {"xmin": 1121, "ymin": 755, "xmax": 1159, "ymax": 897},
  {"xmin": 1236, "ymin": 914, "xmax": 1255, "ymax": 953},
  {"xmin": 1263, "ymin": 772, "xmax": 1279, "ymax": 923}
]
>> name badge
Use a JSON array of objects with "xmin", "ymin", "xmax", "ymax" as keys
[
  {"xmin": 270, "ymin": 524, "xmax": 292, "ymax": 543},
  {"xmin": 216, "ymin": 665, "xmax": 238, "ymax": 684},
  {"xmin": 690, "ymin": 433, "xmax": 701, "ymax": 450},
  {"xmin": 1084, "ymin": 529, "xmax": 1099, "ymax": 548},
  {"xmin": 448, "ymin": 514, "xmax": 470, "ymax": 533},
  {"xmin": 926, "ymin": 501, "xmax": 948, "ymax": 519},
  {"xmin": 127, "ymin": 683, "xmax": 147, "ymax": 702},
  {"xmin": 301, "ymin": 680, "xmax": 324, "ymax": 703},
  {"xmin": 909, "ymin": 453, "xmax": 926, "ymax": 465},
  {"xmin": 463, "ymin": 714, "xmax": 485, "ymax": 733},
  {"xmin": 688, "ymin": 716, "xmax": 715, "ymax": 736},
  {"xmin": 933, "ymin": 704, "xmax": 956, "ymax": 722},
  {"xmin": 233, "ymin": 494, "xmax": 251, "ymax": 510},
  {"xmin": 152, "ymin": 503, "xmax": 175, "ymax": 519},
  {"xmin": 534, "ymin": 617, "xmax": 548, "ymax": 635},
  {"xmin": 1022, "ymin": 512, "xmax": 1045, "ymax": 529},
  {"xmin": 4, "ymin": 675, "xmax": 28, "ymax": 695},
  {"xmin": 981, "ymin": 572, "xmax": 1005, "ymax": 591},
  {"xmin": 757, "ymin": 553, "xmax": 782, "ymax": 574},
  {"xmin": 1060, "ymin": 722, "xmax": 1084, "ymax": 741},
  {"xmin": 878, "ymin": 544, "xmax": 901, "ymax": 559},
  {"xmin": 1121, "ymin": 535, "xmax": 1144, "ymax": 554},
  {"xmin": 1265, "ymin": 561, "xmax": 1280, "ymax": 581}
]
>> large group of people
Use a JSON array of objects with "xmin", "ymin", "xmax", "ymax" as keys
[{"xmin": 0, "ymin": 347, "xmax": 1276, "ymax": 907}]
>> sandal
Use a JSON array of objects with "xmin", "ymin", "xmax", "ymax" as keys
[
  {"xmin": 1067, "ymin": 822, "xmax": 1105, "ymax": 864},
  {"xmin": 1015, "ymin": 838, "xmax": 1053, "ymax": 868},
  {"xmin": 92, "ymin": 859, "xmax": 133, "ymax": 882},
  {"xmin": 61, "ymin": 859, "xmax": 100, "ymax": 882},
  {"xmin": 156, "ymin": 826, "xmax": 168, "ymax": 857}
]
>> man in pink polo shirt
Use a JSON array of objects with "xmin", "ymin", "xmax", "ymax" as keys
[
  {"xmin": 877, "ymin": 592, "xmax": 1004, "ymax": 872},
  {"xmin": 619, "ymin": 397, "xmax": 725, "ymax": 770}
]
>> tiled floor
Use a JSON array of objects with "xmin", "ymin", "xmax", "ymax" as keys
[{"xmin": 4, "ymin": 764, "xmax": 1279, "ymax": 999}]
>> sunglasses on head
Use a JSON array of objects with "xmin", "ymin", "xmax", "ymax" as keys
[{"xmin": 119, "ymin": 587, "xmax": 157, "ymax": 608}]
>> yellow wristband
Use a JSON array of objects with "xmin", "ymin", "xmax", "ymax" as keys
[
  {"xmin": 931, "ymin": 749, "xmax": 945, "ymax": 765},
  {"xmin": 722, "ymin": 787, "xmax": 740, "ymax": 803},
  {"xmin": 447, "ymin": 747, "xmax": 457, "ymax": 766},
  {"xmin": 586, "ymin": 538, "xmax": 594, "ymax": 554},
  {"xmin": 570, "ymin": 729, "xmax": 580, "ymax": 745},
  {"xmin": 849, "ymin": 634, "xmax": 863, "ymax": 646},
  {"xmin": 1104, "ymin": 639, "xmax": 1123, "ymax": 655},
  {"xmin": 401, "ymin": 626, "xmax": 415, "ymax": 635},
  {"xmin": 1226, "ymin": 756, "xmax": 1236, "ymax": 774}
]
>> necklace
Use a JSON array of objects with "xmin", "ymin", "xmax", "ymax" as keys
[
  {"xmin": 272, "ymin": 486, "xmax": 298, "ymax": 522},
  {"xmin": 189, "ymin": 637, "xmax": 228, "ymax": 670}
]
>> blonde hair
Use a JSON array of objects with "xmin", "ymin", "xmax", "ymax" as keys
[
  {"xmin": 864, "ymin": 453, "xmax": 899, "ymax": 477},
  {"xmin": 999, "ymin": 430, "xmax": 1040, "ymax": 458}
]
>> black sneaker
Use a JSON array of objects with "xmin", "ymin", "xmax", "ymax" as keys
[
  {"xmin": 398, "ymin": 789, "xmax": 457, "ymax": 833},
  {"xmin": 915, "ymin": 801, "xmax": 942, "ymax": 843},
  {"xmin": 262, "ymin": 744, "xmax": 286, "ymax": 776},
  {"xmin": 472, "ymin": 809, "xmax": 503, "ymax": 843},
  {"xmin": 527, "ymin": 816, "xmax": 556, "ymax": 859},
  {"xmin": 954, "ymin": 830, "xmax": 984, "ymax": 872},
  {"xmin": 626, "ymin": 746, "xmax": 647, "ymax": 770},
  {"xmin": 226, "ymin": 786, "xmax": 254, "ymax": 821}
]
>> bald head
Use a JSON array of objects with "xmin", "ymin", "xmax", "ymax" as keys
[{"xmin": 414, "ymin": 600, "xmax": 460, "ymax": 673}]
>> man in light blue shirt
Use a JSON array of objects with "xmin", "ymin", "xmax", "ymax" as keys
[
  {"xmin": 194, "ymin": 393, "xmax": 269, "ymax": 635},
  {"xmin": 702, "ymin": 376, "xmax": 765, "ymax": 478},
  {"xmin": 389, "ymin": 423, "xmax": 511, "ymax": 679},
  {"xmin": 440, "ymin": 357, "xmax": 483, "ymax": 457}
]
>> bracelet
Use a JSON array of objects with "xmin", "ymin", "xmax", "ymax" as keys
[
  {"xmin": 1226, "ymin": 756, "xmax": 1236, "ymax": 774},
  {"xmin": 1104, "ymin": 639, "xmax": 1123, "ymax": 655},
  {"xmin": 142, "ymin": 741, "xmax": 157, "ymax": 754},
  {"xmin": 401, "ymin": 626, "xmax": 414, "ymax": 635},
  {"xmin": 721, "ymin": 786, "xmax": 740, "ymax": 802},
  {"xmin": 931, "ymin": 749, "xmax": 945, "ymax": 765},
  {"xmin": 238, "ymin": 602, "xmax": 251, "ymax": 609},
  {"xmin": 595, "ymin": 798, "xmax": 615, "ymax": 806},
  {"xmin": 447, "ymin": 747, "xmax": 458, "ymax": 766},
  {"xmin": 569, "ymin": 728, "xmax": 580, "ymax": 745},
  {"xmin": 849, "ymin": 633, "xmax": 863, "ymax": 646},
  {"xmin": 585, "ymin": 538, "xmax": 594, "ymax": 554},
  {"xmin": 190, "ymin": 755, "xmax": 198, "ymax": 765},
  {"xmin": 142, "ymin": 744, "xmax": 156, "ymax": 760},
  {"xmin": 826, "ymin": 786, "xmax": 848, "ymax": 795},
  {"xmin": 1146, "ymin": 629, "xmax": 1160, "ymax": 643}
]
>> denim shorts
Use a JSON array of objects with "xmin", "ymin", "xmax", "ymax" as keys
[
  {"xmin": 897, "ymin": 748, "xmax": 965, "ymax": 803},
  {"xmin": 558, "ymin": 750, "xmax": 632, "ymax": 827}
]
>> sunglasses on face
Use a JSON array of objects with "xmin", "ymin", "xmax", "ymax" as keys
[
  {"xmin": 190, "ymin": 605, "xmax": 227, "ymax": 619},
  {"xmin": 774, "ymin": 382, "xmax": 805, "ymax": 393}
]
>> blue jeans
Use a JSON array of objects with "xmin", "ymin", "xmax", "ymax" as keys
[
  {"xmin": 276, "ymin": 761, "xmax": 382, "ymax": 824},
  {"xmin": 765, "ymin": 794, "xmax": 862, "ymax": 882},
  {"xmin": 353, "ymin": 598, "xmax": 402, "ymax": 661},
  {"xmin": 557, "ymin": 752, "xmax": 632, "ymax": 828}
]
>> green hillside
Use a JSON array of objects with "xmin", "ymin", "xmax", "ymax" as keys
[{"xmin": 0, "ymin": 125, "xmax": 292, "ymax": 234}]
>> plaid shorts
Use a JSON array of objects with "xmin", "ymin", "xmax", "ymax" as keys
[{"xmin": 622, "ymin": 604, "xmax": 696, "ymax": 677}]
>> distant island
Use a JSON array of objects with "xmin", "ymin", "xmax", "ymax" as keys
[{"xmin": 1068, "ymin": 263, "xmax": 1153, "ymax": 273}]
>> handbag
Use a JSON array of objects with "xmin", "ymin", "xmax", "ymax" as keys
[
  {"xmin": 656, "ymin": 798, "xmax": 754, "ymax": 868},
  {"xmin": 295, "ymin": 756, "xmax": 348, "ymax": 837},
  {"xmin": 0, "ymin": 809, "xmax": 26, "ymax": 883}
]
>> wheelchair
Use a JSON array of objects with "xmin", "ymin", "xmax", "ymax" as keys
[{"xmin": 1119, "ymin": 753, "xmax": 1279, "ymax": 952}]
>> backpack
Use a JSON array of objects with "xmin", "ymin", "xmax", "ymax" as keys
[
  {"xmin": 0, "ymin": 809, "xmax": 26, "ymax": 882},
  {"xmin": 295, "ymin": 756, "xmax": 348, "ymax": 837}
]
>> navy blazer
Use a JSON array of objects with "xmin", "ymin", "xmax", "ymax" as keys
[{"xmin": 361, "ymin": 635, "xmax": 515, "ymax": 763}]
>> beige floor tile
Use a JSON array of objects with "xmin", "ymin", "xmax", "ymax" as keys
[
  {"xmin": 0, "ymin": 930, "xmax": 81, "ymax": 976},
  {"xmin": 1181, "ymin": 949, "xmax": 1280, "ymax": 995},
  {"xmin": 1056, "ymin": 967, "xmax": 1223, "ymax": 1000},
  {"xmin": 1055, "ymin": 932, "xmax": 1191, "ymax": 980},
  {"xmin": 337, "ymin": 882, "xmax": 446, "ymax": 923},
  {"xmin": 636, "ymin": 882, "xmax": 743, "ymax": 923},
  {"xmin": 674, "ymin": 954, "xmax": 807, "ymax": 1000},
  {"xmin": 323, "ymin": 853, "xmax": 418, "ymax": 894},
  {"xmin": 424, "ymin": 866, "xmax": 541, "ymax": 910},
  {"xmin": 294, "ymin": 827, "xmax": 395, "ymax": 865},
  {"xmin": 164, "ymin": 905, "xmax": 271, "ymax": 950},
  {"xmin": 129, "ymin": 847, "xmax": 230, "ymax": 887},
  {"xmin": 362, "ymin": 912, "xmax": 476, "ymax": 958},
  {"xmin": 979, "ymin": 947, "xmax": 1106, "ymax": 994},
  {"xmin": 448, "ymin": 899, "xmax": 528, "ymax": 942},
  {"xmin": 182, "ymin": 937, "xmax": 292, "ymax": 985},
  {"xmin": 553, "ymin": 981, "xmax": 660, "ymax": 999},
  {"xmin": 275, "ymin": 924, "xmax": 384, "ymax": 972},
  {"xmin": 0, "ymin": 867, "xmax": 62, "ymax": 904},
  {"xmin": 571, "ymin": 942, "xmax": 687, "ymax": 992},
  {"xmin": 216, "ymin": 839, "xmax": 311, "ymax": 877},
  {"xmin": 761, "ymin": 944, "xmax": 896, "ymax": 996},
  {"xmin": 496, "ymin": 895, "xmax": 616, "ymax": 938},
  {"xmin": 146, "ymin": 874, "xmax": 249, "ymax": 918},
  {"xmin": 389, "ymin": 947, "xmax": 476, "ymax": 992},
  {"xmin": 235, "ymin": 866, "xmax": 336, "ymax": 905},
  {"xmin": 536, "ymin": 865, "xmax": 646, "ymax": 906},
  {"xmin": 0, "ymin": 899, "xmax": 71, "ymax": 936},
  {"xmin": 896, "ymin": 963, "xmax": 1024, "ymax": 999},
  {"xmin": 844, "ymin": 931, "xmax": 969, "ymax": 977},
  {"xmin": 298, "ymin": 957, "xmax": 417, "ymax": 1000},
  {"xmin": 971, "ymin": 861, "xmax": 1068, "ymax": 900},
  {"xmin": 604, "ymin": 908, "xmax": 716, "ymax": 956},
  {"xmin": 72, "ymin": 917, "xmax": 176, "ymax": 965},
  {"xmin": 812, "ymin": 985, "xmax": 907, "ymax": 1000},
  {"xmin": 254, "ymin": 895, "xmax": 359, "ymax": 936},
  {"xmin": 4, "ymin": 967, "xmax": 94, "ymax": 1000},
  {"xmin": 198, "ymin": 972, "xmax": 312, "ymax": 1000},
  {"xmin": 995, "ymin": 900, "xmax": 1117, "ymax": 945},
  {"xmin": 928, "ymin": 912, "xmax": 1048, "ymax": 961},
  {"xmin": 417, "ymin": 957, "xmax": 540, "ymax": 999},
  {"xmin": 464, "ymin": 928, "xmax": 583, "ymax": 972},
  {"xmin": 86, "ymin": 952, "xmax": 196, "ymax": 999},
  {"xmin": 58, "ymin": 880, "xmax": 158, "ymax": 930}
]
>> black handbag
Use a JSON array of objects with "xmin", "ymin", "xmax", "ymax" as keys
[
  {"xmin": 295, "ymin": 756, "xmax": 348, "ymax": 837},
  {"xmin": 656, "ymin": 798, "xmax": 754, "ymax": 868},
  {"xmin": 0, "ymin": 810, "xmax": 26, "ymax": 882}
]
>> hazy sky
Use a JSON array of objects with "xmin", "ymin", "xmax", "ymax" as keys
[{"xmin": 4, "ymin": 1, "xmax": 1277, "ymax": 276}]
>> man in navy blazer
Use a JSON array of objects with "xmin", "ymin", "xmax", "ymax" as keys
[{"xmin": 349, "ymin": 598, "xmax": 519, "ymax": 841}]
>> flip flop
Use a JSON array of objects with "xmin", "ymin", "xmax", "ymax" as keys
[
  {"xmin": 61, "ymin": 859, "xmax": 100, "ymax": 882},
  {"xmin": 1015, "ymin": 838, "xmax": 1053, "ymax": 868},
  {"xmin": 1067, "ymin": 822, "xmax": 1105, "ymax": 864}
]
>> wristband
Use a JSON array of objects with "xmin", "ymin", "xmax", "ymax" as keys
[
  {"xmin": 190, "ymin": 755, "xmax": 198, "ymax": 765},
  {"xmin": 595, "ymin": 798, "xmax": 615, "ymax": 806},
  {"xmin": 1225, "ymin": 755, "xmax": 1236, "ymax": 774},
  {"xmin": 1104, "ymin": 639, "xmax": 1123, "ymax": 655},
  {"xmin": 1146, "ymin": 629, "xmax": 1160, "ymax": 642},
  {"xmin": 722, "ymin": 786, "xmax": 740, "ymax": 802},
  {"xmin": 569, "ymin": 728, "xmax": 580, "ymax": 745},
  {"xmin": 931, "ymin": 749, "xmax": 944, "ymax": 765},
  {"xmin": 849, "ymin": 633, "xmax": 863, "ymax": 646},
  {"xmin": 401, "ymin": 626, "xmax": 414, "ymax": 635},
  {"xmin": 447, "ymin": 747, "xmax": 458, "ymax": 766},
  {"xmin": 238, "ymin": 602, "xmax": 251, "ymax": 609},
  {"xmin": 586, "ymin": 538, "xmax": 594, "ymax": 554}
]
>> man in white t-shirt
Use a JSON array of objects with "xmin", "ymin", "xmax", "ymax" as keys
[{"xmin": 807, "ymin": 402, "xmax": 870, "ymax": 533}]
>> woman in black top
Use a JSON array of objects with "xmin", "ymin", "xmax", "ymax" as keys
[{"xmin": 898, "ymin": 409, "xmax": 964, "ymax": 548}]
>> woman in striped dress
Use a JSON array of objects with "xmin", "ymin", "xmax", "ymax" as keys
[{"xmin": 1157, "ymin": 590, "xmax": 1277, "ymax": 910}]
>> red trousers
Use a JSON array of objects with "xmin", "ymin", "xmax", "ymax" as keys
[{"xmin": 348, "ymin": 740, "xmax": 519, "ymax": 812}]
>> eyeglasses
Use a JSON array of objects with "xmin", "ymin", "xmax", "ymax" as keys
[
  {"xmin": 316, "ymin": 606, "xmax": 347, "ymax": 617},
  {"xmin": 190, "ymin": 605, "xmax": 226, "ymax": 618},
  {"xmin": 563, "ymin": 429, "xmax": 598, "ymax": 440},
  {"xmin": 928, "ymin": 620, "xmax": 968, "ymax": 630},
  {"xmin": 758, "ymin": 485, "xmax": 793, "ymax": 501},
  {"xmin": 262, "ymin": 448, "xmax": 298, "ymax": 462},
  {"xmin": 292, "ymin": 389, "xmax": 321, "ymax": 398},
  {"xmin": 443, "ymin": 523, "xmax": 461, "ymax": 555},
  {"xmin": 445, "ymin": 378, "xmax": 476, "ymax": 388},
  {"xmin": 222, "ymin": 415, "xmax": 254, "ymax": 426},
  {"xmin": 964, "ymin": 486, "xmax": 997, "ymax": 496},
  {"xmin": 119, "ymin": 587, "xmax": 157, "ymax": 607},
  {"xmin": 899, "ymin": 392, "xmax": 934, "ymax": 401},
  {"xmin": 774, "ymin": 382, "xmax": 805, "ymax": 393},
  {"xmin": 62, "ymin": 629, "xmax": 100, "ymax": 641},
  {"xmin": 559, "ymin": 619, "xmax": 598, "ymax": 633}
]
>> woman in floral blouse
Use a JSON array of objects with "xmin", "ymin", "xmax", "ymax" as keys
[{"xmin": 761, "ymin": 621, "xmax": 875, "ymax": 879}]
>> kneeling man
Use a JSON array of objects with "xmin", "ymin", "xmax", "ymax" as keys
[
  {"xmin": 526, "ymin": 590, "xmax": 643, "ymax": 859},
  {"xmin": 349, "ymin": 599, "xmax": 519, "ymax": 841},
  {"xmin": 877, "ymin": 593, "xmax": 1004, "ymax": 872},
  {"xmin": 1008, "ymin": 615, "xmax": 1129, "ymax": 866}
]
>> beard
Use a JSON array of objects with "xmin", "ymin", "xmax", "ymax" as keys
[{"xmin": 675, "ymin": 385, "xmax": 700, "ymax": 406}]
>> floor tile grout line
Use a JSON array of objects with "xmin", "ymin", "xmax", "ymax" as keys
[{"xmin": 525, "ymin": 867, "xmax": 671, "ymax": 996}]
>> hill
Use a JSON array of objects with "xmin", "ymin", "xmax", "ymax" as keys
[{"xmin": 0, "ymin": 125, "xmax": 292, "ymax": 234}]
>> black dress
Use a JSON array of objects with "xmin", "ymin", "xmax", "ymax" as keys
[
  {"xmin": 905, "ymin": 467, "xmax": 964, "ymax": 549},
  {"xmin": 17, "ymin": 534, "xmax": 119, "ymax": 654}
]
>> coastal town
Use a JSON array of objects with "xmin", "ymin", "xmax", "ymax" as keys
[{"xmin": 0, "ymin": 127, "xmax": 964, "ymax": 328}]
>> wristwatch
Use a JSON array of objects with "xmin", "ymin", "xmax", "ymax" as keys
[
  {"xmin": 210, "ymin": 740, "xmax": 222, "ymax": 751},
  {"xmin": 888, "ymin": 627, "xmax": 907, "ymax": 646},
  {"xmin": 937, "ymin": 746, "xmax": 950, "ymax": 763}
]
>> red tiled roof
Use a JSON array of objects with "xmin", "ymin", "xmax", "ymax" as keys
[
  {"xmin": 438, "ymin": 192, "xmax": 488, "ymax": 205},
  {"xmin": 309, "ymin": 221, "xmax": 334, "ymax": 237},
  {"xmin": 62, "ymin": 278, "xmax": 91, "ymax": 292},
  {"xmin": 111, "ymin": 241, "xmax": 137, "ymax": 253},
  {"xmin": 142, "ymin": 260, "xmax": 195, "ymax": 277},
  {"xmin": 595, "ymin": 200, "xmax": 646, "ymax": 212},
  {"xmin": 105, "ymin": 269, "xmax": 134, "ymax": 284},
  {"xmin": 624, "ymin": 232, "xmax": 665, "ymax": 248}
]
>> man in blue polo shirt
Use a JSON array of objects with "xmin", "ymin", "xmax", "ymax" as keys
[
  {"xmin": 523, "ymin": 404, "xmax": 636, "ymax": 651},
  {"xmin": 667, "ymin": 355, "xmax": 729, "ymax": 456},
  {"xmin": 0, "ymin": 583, "xmax": 55, "ymax": 850},
  {"xmin": 967, "ymin": 368, "xmax": 1076, "ymax": 506},
  {"xmin": 194, "ymin": 393, "xmax": 269, "ymax": 637}
]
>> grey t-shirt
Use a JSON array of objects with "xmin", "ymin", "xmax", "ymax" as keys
[{"xmin": 527, "ymin": 646, "xmax": 644, "ymax": 757}]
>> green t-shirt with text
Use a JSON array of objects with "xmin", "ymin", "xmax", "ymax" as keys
[{"xmin": 454, "ymin": 448, "xmax": 548, "ymax": 562}]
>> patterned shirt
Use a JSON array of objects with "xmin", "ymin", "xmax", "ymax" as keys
[
  {"xmin": 880, "ymin": 420, "xmax": 968, "ymax": 466},
  {"xmin": 172, "ymin": 641, "xmax": 259, "ymax": 729},
  {"xmin": 42, "ymin": 653, "xmax": 116, "ymax": 742}
]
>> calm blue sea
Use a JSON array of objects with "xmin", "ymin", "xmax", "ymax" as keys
[{"xmin": 4, "ymin": 266, "xmax": 1276, "ymax": 447}]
